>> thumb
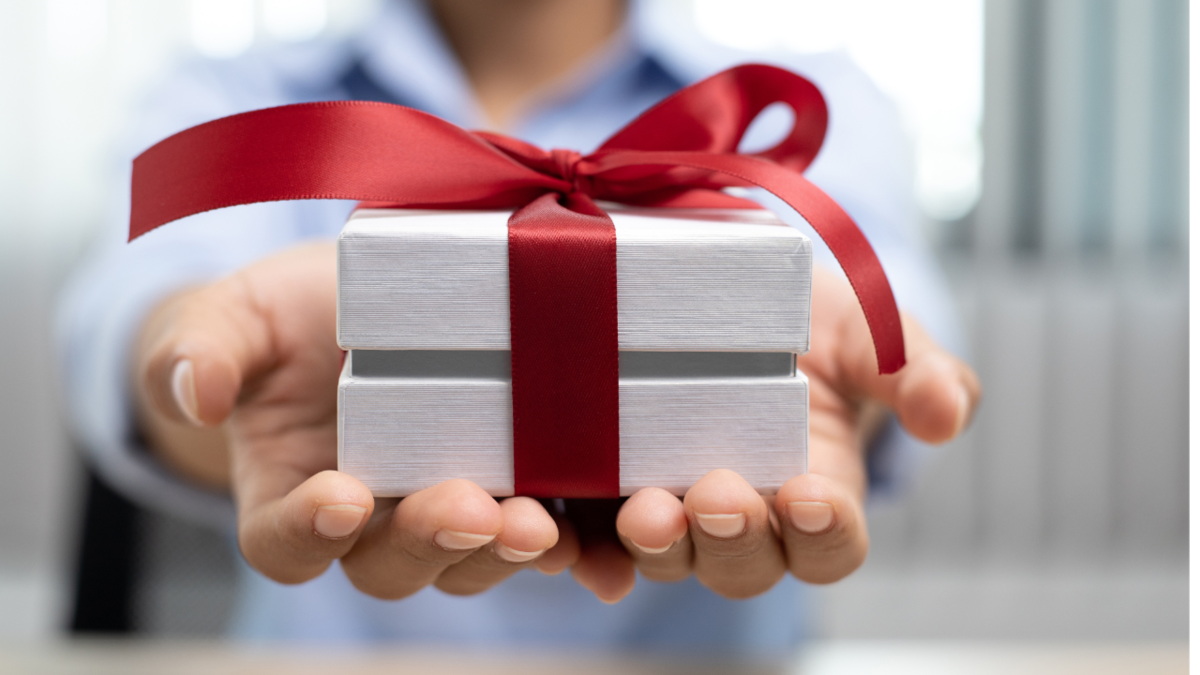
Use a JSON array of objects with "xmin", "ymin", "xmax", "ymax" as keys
[
  {"xmin": 835, "ymin": 310, "xmax": 981, "ymax": 444},
  {"xmin": 137, "ymin": 274, "xmax": 274, "ymax": 428}
]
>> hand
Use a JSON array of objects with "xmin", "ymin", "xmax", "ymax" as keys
[
  {"xmin": 592, "ymin": 265, "xmax": 981, "ymax": 599},
  {"xmin": 134, "ymin": 243, "xmax": 564, "ymax": 597}
]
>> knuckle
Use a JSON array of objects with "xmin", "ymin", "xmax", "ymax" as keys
[
  {"xmin": 237, "ymin": 535, "xmax": 331, "ymax": 586},
  {"xmin": 630, "ymin": 546, "xmax": 693, "ymax": 582},
  {"xmin": 701, "ymin": 568, "xmax": 785, "ymax": 599},
  {"xmin": 399, "ymin": 541, "xmax": 467, "ymax": 570},
  {"xmin": 343, "ymin": 568, "xmax": 420, "ymax": 600},
  {"xmin": 434, "ymin": 584, "xmax": 486, "ymax": 597},
  {"xmin": 339, "ymin": 550, "xmax": 431, "ymax": 600},
  {"xmin": 791, "ymin": 560, "xmax": 861, "ymax": 585},
  {"xmin": 787, "ymin": 540, "xmax": 868, "ymax": 584},
  {"xmin": 242, "ymin": 549, "xmax": 327, "ymax": 586},
  {"xmin": 694, "ymin": 530, "xmax": 774, "ymax": 562},
  {"xmin": 793, "ymin": 519, "xmax": 859, "ymax": 554},
  {"xmin": 433, "ymin": 575, "xmax": 497, "ymax": 597},
  {"xmin": 399, "ymin": 545, "xmax": 446, "ymax": 568},
  {"xmin": 638, "ymin": 567, "xmax": 691, "ymax": 583}
]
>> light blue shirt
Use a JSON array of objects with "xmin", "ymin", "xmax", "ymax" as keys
[{"xmin": 56, "ymin": 0, "xmax": 959, "ymax": 655}]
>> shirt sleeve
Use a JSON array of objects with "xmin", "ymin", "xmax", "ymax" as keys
[{"xmin": 54, "ymin": 56, "xmax": 355, "ymax": 527}]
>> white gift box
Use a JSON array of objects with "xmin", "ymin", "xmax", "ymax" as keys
[{"xmin": 336, "ymin": 206, "xmax": 812, "ymax": 497}]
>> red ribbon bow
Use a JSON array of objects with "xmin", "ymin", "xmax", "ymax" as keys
[{"xmin": 131, "ymin": 64, "xmax": 905, "ymax": 498}]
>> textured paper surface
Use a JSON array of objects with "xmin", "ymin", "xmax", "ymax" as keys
[
  {"xmin": 337, "ymin": 207, "xmax": 812, "ymax": 352},
  {"xmin": 338, "ymin": 353, "xmax": 808, "ymax": 497}
]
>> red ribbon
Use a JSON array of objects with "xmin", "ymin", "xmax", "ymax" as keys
[{"xmin": 130, "ymin": 64, "xmax": 905, "ymax": 498}]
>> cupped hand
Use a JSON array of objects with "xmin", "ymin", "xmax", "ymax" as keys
[
  {"xmin": 591, "ymin": 265, "xmax": 981, "ymax": 600},
  {"xmin": 133, "ymin": 244, "xmax": 979, "ymax": 603},
  {"xmin": 134, "ymin": 243, "xmax": 563, "ymax": 598}
]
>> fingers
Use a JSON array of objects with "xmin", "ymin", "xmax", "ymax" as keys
[
  {"xmin": 435, "ymin": 497, "xmax": 559, "ymax": 595},
  {"xmin": 570, "ymin": 540, "xmax": 636, "ymax": 604},
  {"xmin": 683, "ymin": 470, "xmax": 786, "ymax": 599},
  {"xmin": 237, "ymin": 469, "xmax": 374, "ymax": 584},
  {"xmin": 137, "ymin": 243, "xmax": 337, "ymax": 428},
  {"xmin": 615, "ymin": 488, "xmax": 692, "ymax": 582},
  {"xmin": 887, "ymin": 318, "xmax": 981, "ymax": 442},
  {"xmin": 339, "ymin": 479, "xmax": 504, "ymax": 600},
  {"xmin": 139, "ymin": 280, "xmax": 272, "ymax": 428},
  {"xmin": 774, "ymin": 472, "xmax": 869, "ymax": 584},
  {"xmin": 262, "ymin": 481, "xmax": 560, "ymax": 600},
  {"xmin": 807, "ymin": 267, "xmax": 981, "ymax": 444},
  {"xmin": 535, "ymin": 513, "xmax": 581, "ymax": 575},
  {"xmin": 565, "ymin": 500, "xmax": 636, "ymax": 604}
]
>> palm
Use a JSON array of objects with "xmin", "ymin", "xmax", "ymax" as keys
[
  {"xmin": 223, "ymin": 245, "xmax": 343, "ymax": 515},
  {"xmin": 797, "ymin": 266, "xmax": 884, "ymax": 505}
]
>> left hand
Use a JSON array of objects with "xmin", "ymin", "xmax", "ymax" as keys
[{"xmin": 565, "ymin": 265, "xmax": 982, "ymax": 601}]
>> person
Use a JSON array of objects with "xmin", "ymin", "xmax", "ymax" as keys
[{"xmin": 57, "ymin": 0, "xmax": 980, "ymax": 655}]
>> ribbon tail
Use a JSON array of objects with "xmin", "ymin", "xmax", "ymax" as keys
[
  {"xmin": 586, "ymin": 152, "xmax": 906, "ymax": 374},
  {"xmin": 129, "ymin": 101, "xmax": 567, "ymax": 240},
  {"xmin": 764, "ymin": 176, "xmax": 906, "ymax": 374}
]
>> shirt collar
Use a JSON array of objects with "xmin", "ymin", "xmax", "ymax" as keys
[
  {"xmin": 349, "ymin": 0, "xmax": 688, "ymax": 131},
  {"xmin": 351, "ymin": 0, "xmax": 482, "ymax": 126}
]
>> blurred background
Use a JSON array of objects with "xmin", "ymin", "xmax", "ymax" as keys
[{"xmin": 0, "ymin": 0, "xmax": 1187, "ymax": 651}]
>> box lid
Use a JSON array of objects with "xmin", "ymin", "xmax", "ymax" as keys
[{"xmin": 337, "ymin": 206, "xmax": 811, "ymax": 352}]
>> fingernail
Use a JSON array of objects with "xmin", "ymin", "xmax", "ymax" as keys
[
  {"xmin": 694, "ymin": 512, "xmax": 746, "ymax": 539},
  {"xmin": 434, "ymin": 530, "xmax": 496, "ymax": 551},
  {"xmin": 313, "ymin": 504, "xmax": 367, "ymax": 539},
  {"xmin": 494, "ymin": 542, "xmax": 545, "ymax": 563},
  {"xmin": 787, "ymin": 501, "xmax": 834, "ymax": 534},
  {"xmin": 953, "ymin": 386, "xmax": 971, "ymax": 437},
  {"xmin": 630, "ymin": 540, "xmax": 674, "ymax": 555},
  {"xmin": 171, "ymin": 359, "xmax": 202, "ymax": 426}
]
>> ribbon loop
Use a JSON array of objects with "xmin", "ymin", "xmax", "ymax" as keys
[{"xmin": 597, "ymin": 65, "xmax": 827, "ymax": 174}]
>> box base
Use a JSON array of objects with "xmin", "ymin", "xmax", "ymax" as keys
[{"xmin": 338, "ymin": 353, "xmax": 808, "ymax": 497}]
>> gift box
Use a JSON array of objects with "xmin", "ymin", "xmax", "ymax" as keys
[
  {"xmin": 337, "ymin": 206, "xmax": 812, "ymax": 497},
  {"xmin": 128, "ymin": 64, "xmax": 907, "ymax": 500}
]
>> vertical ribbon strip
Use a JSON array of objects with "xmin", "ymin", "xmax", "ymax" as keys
[{"xmin": 509, "ymin": 193, "xmax": 620, "ymax": 497}]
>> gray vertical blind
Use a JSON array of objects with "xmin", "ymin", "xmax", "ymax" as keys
[
  {"xmin": 821, "ymin": 0, "xmax": 1188, "ymax": 640},
  {"xmin": 975, "ymin": 0, "xmax": 1186, "ymax": 261}
]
